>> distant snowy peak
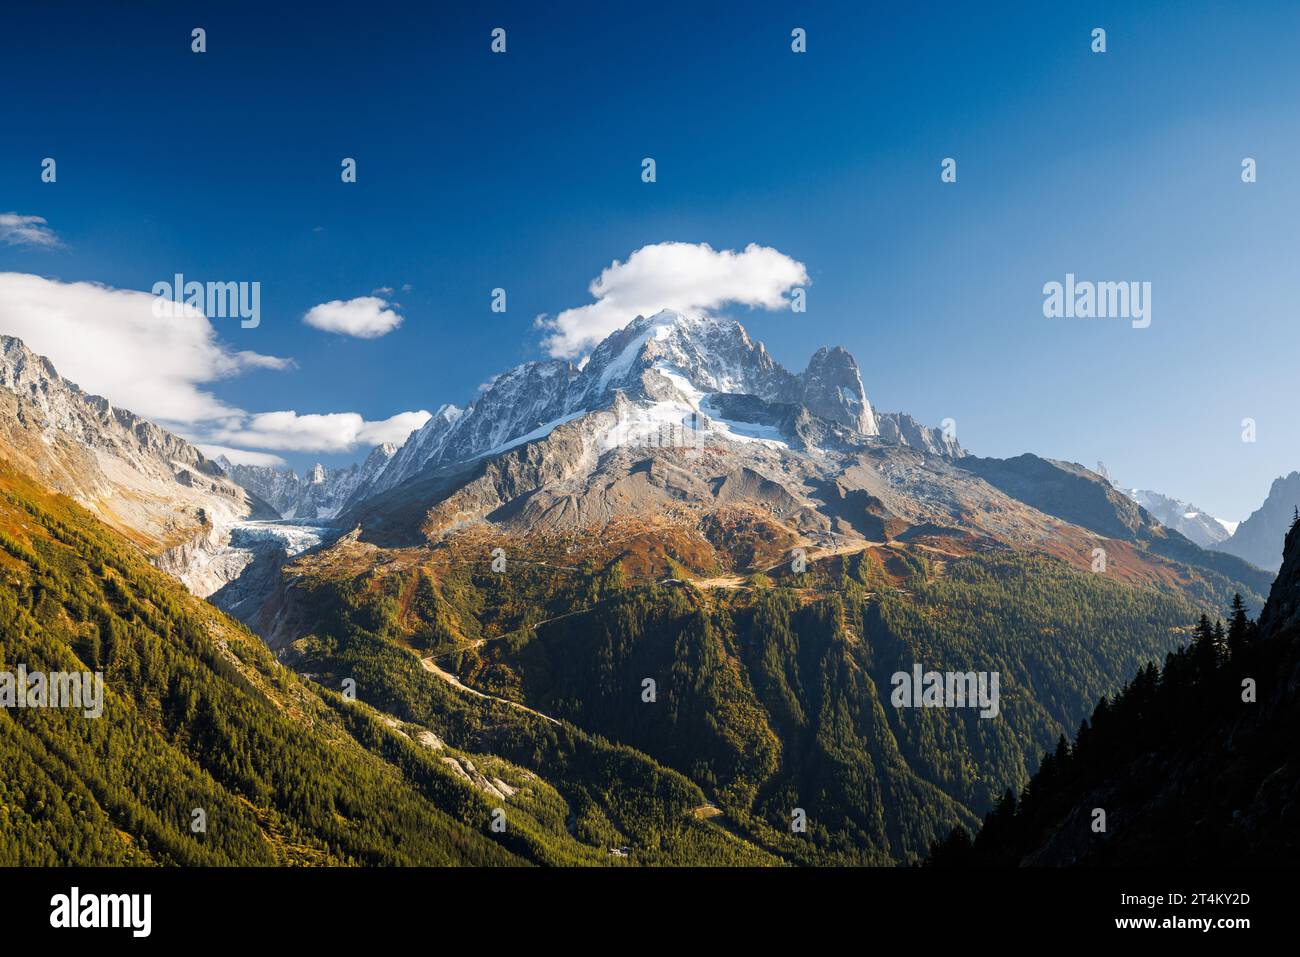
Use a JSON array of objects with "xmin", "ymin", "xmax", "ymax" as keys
[
  {"xmin": 580, "ymin": 310, "xmax": 782, "ymax": 402},
  {"xmin": 576, "ymin": 311, "xmax": 878, "ymax": 436},
  {"xmin": 220, "ymin": 442, "xmax": 397, "ymax": 520},
  {"xmin": 1125, "ymin": 487, "xmax": 1231, "ymax": 548}
]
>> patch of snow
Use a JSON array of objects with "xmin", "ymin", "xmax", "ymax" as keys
[
  {"xmin": 480, "ymin": 410, "xmax": 587, "ymax": 458},
  {"xmin": 697, "ymin": 396, "xmax": 788, "ymax": 449}
]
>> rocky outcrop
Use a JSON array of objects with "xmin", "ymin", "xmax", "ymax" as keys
[
  {"xmin": 1215, "ymin": 471, "xmax": 1300, "ymax": 572},
  {"xmin": 0, "ymin": 334, "xmax": 274, "ymax": 555},
  {"xmin": 789, "ymin": 346, "xmax": 878, "ymax": 436},
  {"xmin": 876, "ymin": 411, "xmax": 962, "ymax": 458}
]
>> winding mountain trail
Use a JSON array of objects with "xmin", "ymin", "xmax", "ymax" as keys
[
  {"xmin": 693, "ymin": 536, "xmax": 881, "ymax": 590},
  {"xmin": 417, "ymin": 653, "xmax": 560, "ymax": 724},
  {"xmin": 430, "ymin": 606, "xmax": 592, "ymax": 658}
]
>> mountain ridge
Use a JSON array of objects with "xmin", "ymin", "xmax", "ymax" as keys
[
  {"xmin": 0, "ymin": 334, "xmax": 275, "ymax": 552},
  {"xmin": 219, "ymin": 443, "xmax": 397, "ymax": 520},
  {"xmin": 1213, "ymin": 470, "xmax": 1300, "ymax": 572},
  {"xmin": 334, "ymin": 310, "xmax": 960, "ymax": 513}
]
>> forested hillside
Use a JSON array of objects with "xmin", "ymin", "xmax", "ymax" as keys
[
  {"xmin": 280, "ymin": 533, "xmax": 1221, "ymax": 864},
  {"xmin": 0, "ymin": 465, "xmax": 770, "ymax": 866},
  {"xmin": 928, "ymin": 525, "xmax": 1300, "ymax": 865}
]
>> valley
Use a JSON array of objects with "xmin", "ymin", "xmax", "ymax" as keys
[{"xmin": 0, "ymin": 312, "xmax": 1286, "ymax": 866}]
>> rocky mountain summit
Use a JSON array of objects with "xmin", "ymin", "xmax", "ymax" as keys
[
  {"xmin": 1213, "ymin": 471, "xmax": 1300, "ymax": 572},
  {"xmin": 219, "ymin": 443, "xmax": 396, "ymax": 520},
  {"xmin": 330, "ymin": 310, "xmax": 960, "ymax": 516}
]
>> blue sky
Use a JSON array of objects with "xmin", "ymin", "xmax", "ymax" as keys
[{"xmin": 2, "ymin": 0, "xmax": 1298, "ymax": 520}]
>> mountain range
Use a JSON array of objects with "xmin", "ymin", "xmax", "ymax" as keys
[
  {"xmin": 0, "ymin": 311, "xmax": 1290, "ymax": 866},
  {"xmin": 218, "ymin": 444, "xmax": 397, "ymax": 521}
]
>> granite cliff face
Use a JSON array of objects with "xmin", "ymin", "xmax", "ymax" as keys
[
  {"xmin": 0, "ymin": 334, "xmax": 274, "ymax": 551},
  {"xmin": 1215, "ymin": 472, "xmax": 1300, "ymax": 572}
]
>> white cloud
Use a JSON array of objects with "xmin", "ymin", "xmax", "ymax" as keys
[
  {"xmin": 0, "ymin": 272, "xmax": 430, "ymax": 458},
  {"xmin": 303, "ymin": 296, "xmax": 403, "ymax": 339},
  {"xmin": 0, "ymin": 272, "xmax": 288, "ymax": 427},
  {"xmin": 197, "ymin": 445, "xmax": 288, "ymax": 468},
  {"xmin": 538, "ymin": 241, "xmax": 809, "ymax": 357},
  {"xmin": 206, "ymin": 409, "xmax": 432, "ymax": 454},
  {"xmin": 0, "ymin": 213, "xmax": 62, "ymax": 248}
]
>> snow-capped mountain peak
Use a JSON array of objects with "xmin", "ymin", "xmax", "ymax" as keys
[
  {"xmin": 258, "ymin": 311, "xmax": 958, "ymax": 514},
  {"xmin": 1122, "ymin": 487, "xmax": 1232, "ymax": 548}
]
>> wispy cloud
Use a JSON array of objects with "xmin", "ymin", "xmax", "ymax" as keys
[
  {"xmin": 196, "ymin": 445, "xmax": 287, "ymax": 468},
  {"xmin": 537, "ymin": 241, "xmax": 809, "ymax": 358},
  {"xmin": 205, "ymin": 409, "xmax": 431, "ymax": 453},
  {"xmin": 303, "ymin": 295, "xmax": 403, "ymax": 339},
  {"xmin": 0, "ymin": 213, "xmax": 62, "ymax": 249},
  {"xmin": 0, "ymin": 272, "xmax": 429, "ymax": 458}
]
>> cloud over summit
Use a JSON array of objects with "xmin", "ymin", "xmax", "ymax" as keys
[{"xmin": 538, "ymin": 241, "xmax": 808, "ymax": 358}]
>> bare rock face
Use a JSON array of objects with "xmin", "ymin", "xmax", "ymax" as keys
[
  {"xmin": 332, "ymin": 310, "xmax": 958, "ymax": 523},
  {"xmin": 791, "ymin": 346, "xmax": 878, "ymax": 436},
  {"xmin": 1215, "ymin": 471, "xmax": 1300, "ymax": 572},
  {"xmin": 876, "ymin": 412, "xmax": 963, "ymax": 458},
  {"xmin": 0, "ymin": 334, "xmax": 274, "ymax": 552}
]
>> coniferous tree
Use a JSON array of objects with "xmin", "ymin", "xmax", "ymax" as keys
[
  {"xmin": 1227, "ymin": 593, "xmax": 1250, "ymax": 657},
  {"xmin": 1192, "ymin": 614, "xmax": 1218, "ymax": 675},
  {"xmin": 926, "ymin": 826, "xmax": 972, "ymax": 866}
]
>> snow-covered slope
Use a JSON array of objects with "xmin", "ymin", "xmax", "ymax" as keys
[
  {"xmin": 1124, "ymin": 488, "xmax": 1232, "ymax": 549},
  {"xmin": 343, "ymin": 310, "xmax": 954, "ymax": 510}
]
